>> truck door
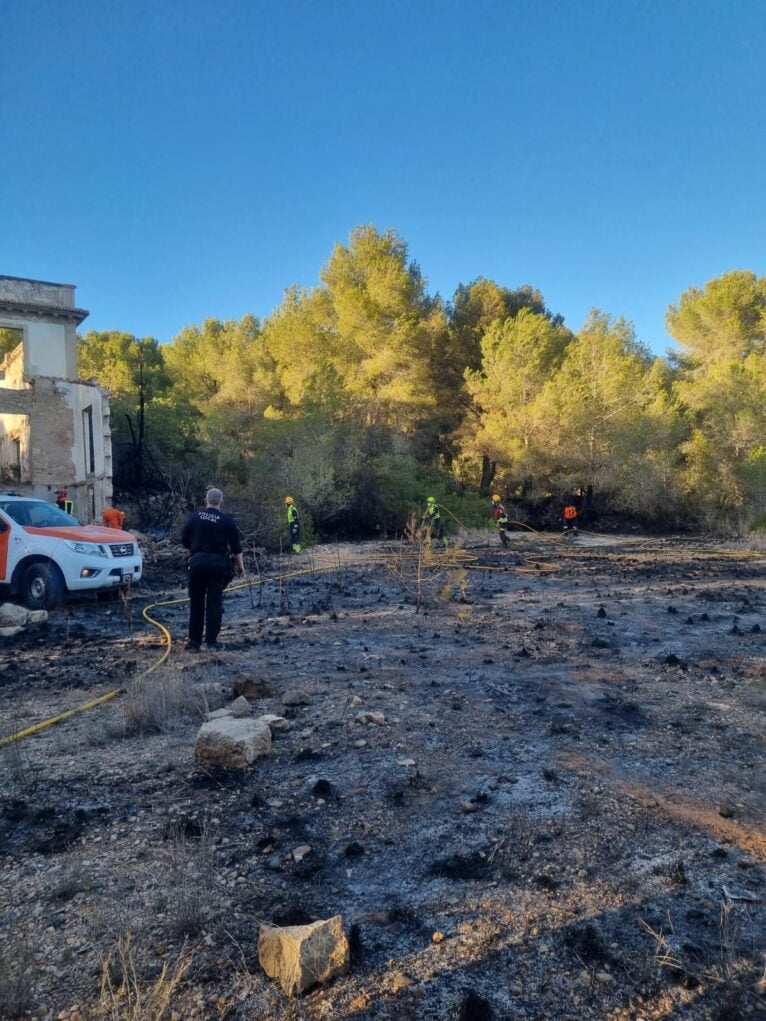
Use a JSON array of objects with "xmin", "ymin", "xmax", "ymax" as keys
[{"xmin": 0, "ymin": 514, "xmax": 9, "ymax": 582}]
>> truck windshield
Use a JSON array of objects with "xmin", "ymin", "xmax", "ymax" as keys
[{"xmin": 0, "ymin": 501, "xmax": 80, "ymax": 528}]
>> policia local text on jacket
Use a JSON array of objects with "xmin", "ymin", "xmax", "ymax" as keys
[{"xmin": 181, "ymin": 489, "xmax": 244, "ymax": 650}]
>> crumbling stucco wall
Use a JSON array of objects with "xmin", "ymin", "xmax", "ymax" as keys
[
  {"xmin": 0, "ymin": 275, "xmax": 112, "ymax": 521},
  {"xmin": 0, "ymin": 377, "xmax": 113, "ymax": 520}
]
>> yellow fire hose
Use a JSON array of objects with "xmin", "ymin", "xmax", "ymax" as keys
[
  {"xmin": 0, "ymin": 562, "xmax": 332, "ymax": 747},
  {"xmin": 2, "ymin": 520, "xmax": 761, "ymax": 747}
]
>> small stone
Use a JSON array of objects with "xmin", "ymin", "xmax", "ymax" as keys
[
  {"xmin": 398, "ymin": 758, "xmax": 416, "ymax": 767},
  {"xmin": 292, "ymin": 844, "xmax": 312, "ymax": 862},
  {"xmin": 233, "ymin": 674, "xmax": 274, "ymax": 699},
  {"xmin": 595, "ymin": 971, "xmax": 614, "ymax": 985},
  {"xmin": 355, "ymin": 710, "xmax": 386, "ymax": 725},
  {"xmin": 353, "ymin": 739, "xmax": 368, "ymax": 748},
  {"xmin": 228, "ymin": 695, "xmax": 252, "ymax": 717},
  {"xmin": 350, "ymin": 695, "xmax": 362, "ymax": 706},
  {"xmin": 205, "ymin": 695, "xmax": 251, "ymax": 721},
  {"xmin": 311, "ymin": 778, "xmax": 339, "ymax": 800},
  {"xmin": 258, "ymin": 915, "xmax": 349, "ymax": 996},
  {"xmin": 431, "ymin": 931, "xmax": 444, "ymax": 943},
  {"xmin": 259, "ymin": 713, "xmax": 290, "ymax": 733},
  {"xmin": 282, "ymin": 689, "xmax": 311, "ymax": 707},
  {"xmin": 390, "ymin": 971, "xmax": 413, "ymax": 992}
]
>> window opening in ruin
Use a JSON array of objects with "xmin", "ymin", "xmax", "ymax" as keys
[
  {"xmin": 83, "ymin": 405, "xmax": 95, "ymax": 474},
  {"xmin": 0, "ymin": 326, "xmax": 23, "ymax": 362},
  {"xmin": 0, "ymin": 418, "xmax": 28, "ymax": 484}
]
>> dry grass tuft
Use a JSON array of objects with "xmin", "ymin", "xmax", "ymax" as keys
[
  {"xmin": 97, "ymin": 935, "xmax": 195, "ymax": 1020},
  {"xmin": 164, "ymin": 817, "xmax": 216, "ymax": 938},
  {"xmin": 122, "ymin": 667, "xmax": 223, "ymax": 736},
  {"xmin": 0, "ymin": 938, "xmax": 35, "ymax": 1019}
]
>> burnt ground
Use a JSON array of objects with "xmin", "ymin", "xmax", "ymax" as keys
[{"xmin": 0, "ymin": 531, "xmax": 765, "ymax": 1020}]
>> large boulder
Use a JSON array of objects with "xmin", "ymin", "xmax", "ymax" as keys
[
  {"xmin": 258, "ymin": 916, "xmax": 349, "ymax": 996},
  {"xmin": 194, "ymin": 717, "xmax": 271, "ymax": 769}
]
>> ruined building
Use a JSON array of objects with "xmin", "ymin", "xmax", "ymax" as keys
[{"xmin": 0, "ymin": 275, "xmax": 112, "ymax": 521}]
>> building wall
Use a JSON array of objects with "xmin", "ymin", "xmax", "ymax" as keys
[
  {"xmin": 0, "ymin": 277, "xmax": 76, "ymax": 309},
  {"xmin": 0, "ymin": 276, "xmax": 112, "ymax": 522}
]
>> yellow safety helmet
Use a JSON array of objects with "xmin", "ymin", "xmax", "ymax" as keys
[
  {"xmin": 284, "ymin": 496, "xmax": 295, "ymax": 505},
  {"xmin": 492, "ymin": 494, "xmax": 501, "ymax": 502}
]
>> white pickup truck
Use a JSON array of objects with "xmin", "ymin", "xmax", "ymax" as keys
[{"xmin": 0, "ymin": 494, "xmax": 143, "ymax": 608}]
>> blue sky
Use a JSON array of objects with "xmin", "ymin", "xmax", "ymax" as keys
[{"xmin": 1, "ymin": 0, "xmax": 764, "ymax": 354}]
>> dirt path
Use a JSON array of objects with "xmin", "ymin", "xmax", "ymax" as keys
[{"xmin": 1, "ymin": 534, "xmax": 764, "ymax": 1019}]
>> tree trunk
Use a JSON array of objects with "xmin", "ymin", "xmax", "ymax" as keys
[
  {"xmin": 479, "ymin": 455, "xmax": 496, "ymax": 495},
  {"xmin": 136, "ymin": 357, "xmax": 145, "ymax": 488}
]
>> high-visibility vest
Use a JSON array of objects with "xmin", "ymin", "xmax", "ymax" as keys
[{"xmin": 563, "ymin": 506, "xmax": 577, "ymax": 520}]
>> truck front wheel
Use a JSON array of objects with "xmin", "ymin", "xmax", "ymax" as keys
[{"xmin": 20, "ymin": 562, "xmax": 65, "ymax": 610}]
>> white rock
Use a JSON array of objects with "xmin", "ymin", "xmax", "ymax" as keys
[
  {"xmin": 0, "ymin": 603, "xmax": 30, "ymax": 627},
  {"xmin": 258, "ymin": 915, "xmax": 349, "ymax": 996},
  {"xmin": 194, "ymin": 717, "xmax": 271, "ymax": 769},
  {"xmin": 0, "ymin": 602, "xmax": 45, "ymax": 631}
]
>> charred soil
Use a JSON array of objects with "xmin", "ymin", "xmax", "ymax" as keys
[{"xmin": 1, "ymin": 533, "xmax": 765, "ymax": 1020}]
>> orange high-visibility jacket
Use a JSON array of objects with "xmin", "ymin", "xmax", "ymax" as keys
[
  {"xmin": 563, "ymin": 506, "xmax": 578, "ymax": 520},
  {"xmin": 102, "ymin": 508, "xmax": 126, "ymax": 529}
]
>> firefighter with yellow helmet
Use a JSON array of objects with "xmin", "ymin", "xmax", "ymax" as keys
[
  {"xmin": 284, "ymin": 496, "xmax": 302, "ymax": 553},
  {"xmin": 422, "ymin": 496, "xmax": 448, "ymax": 549},
  {"xmin": 490, "ymin": 494, "xmax": 511, "ymax": 548}
]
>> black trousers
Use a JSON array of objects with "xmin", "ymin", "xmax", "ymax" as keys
[
  {"xmin": 188, "ymin": 553, "xmax": 227, "ymax": 646},
  {"xmin": 429, "ymin": 518, "xmax": 444, "ymax": 541}
]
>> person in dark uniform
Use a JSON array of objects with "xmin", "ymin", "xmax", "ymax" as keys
[{"xmin": 181, "ymin": 487, "xmax": 244, "ymax": 651}]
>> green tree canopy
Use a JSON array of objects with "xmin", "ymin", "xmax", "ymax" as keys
[
  {"xmin": 666, "ymin": 270, "xmax": 766, "ymax": 368},
  {"xmin": 79, "ymin": 330, "xmax": 169, "ymax": 399},
  {"xmin": 463, "ymin": 309, "xmax": 572, "ymax": 483}
]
